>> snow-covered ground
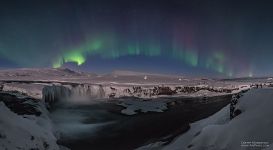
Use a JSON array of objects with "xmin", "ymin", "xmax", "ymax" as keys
[
  {"xmin": 0, "ymin": 101, "xmax": 62, "ymax": 150},
  {"xmin": 138, "ymin": 88, "xmax": 273, "ymax": 150}
]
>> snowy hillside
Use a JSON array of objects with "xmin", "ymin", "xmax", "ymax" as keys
[
  {"xmin": 160, "ymin": 88, "xmax": 273, "ymax": 150},
  {"xmin": 0, "ymin": 97, "xmax": 62, "ymax": 150}
]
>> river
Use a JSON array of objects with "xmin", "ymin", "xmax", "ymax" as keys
[{"xmin": 51, "ymin": 95, "xmax": 231, "ymax": 150}]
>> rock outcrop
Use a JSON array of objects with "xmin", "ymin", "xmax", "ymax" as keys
[{"xmin": 0, "ymin": 92, "xmax": 41, "ymax": 116}]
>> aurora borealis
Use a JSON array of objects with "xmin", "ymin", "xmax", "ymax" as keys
[{"xmin": 1, "ymin": 0, "xmax": 273, "ymax": 77}]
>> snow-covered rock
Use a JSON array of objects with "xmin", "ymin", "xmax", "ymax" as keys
[
  {"xmin": 2, "ymin": 83, "xmax": 45, "ymax": 99},
  {"xmin": 0, "ymin": 101, "xmax": 60, "ymax": 150}
]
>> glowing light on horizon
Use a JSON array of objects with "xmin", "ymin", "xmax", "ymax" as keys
[{"xmin": 248, "ymin": 72, "xmax": 253, "ymax": 77}]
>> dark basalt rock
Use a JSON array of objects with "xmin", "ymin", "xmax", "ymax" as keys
[
  {"xmin": 123, "ymin": 88, "xmax": 131, "ymax": 94},
  {"xmin": 110, "ymin": 87, "xmax": 117, "ymax": 91},
  {"xmin": 0, "ymin": 92, "xmax": 41, "ymax": 116},
  {"xmin": 187, "ymin": 144, "xmax": 193, "ymax": 148},
  {"xmin": 133, "ymin": 86, "xmax": 142, "ymax": 94},
  {"xmin": 157, "ymin": 87, "xmax": 176, "ymax": 95},
  {"xmin": 109, "ymin": 93, "xmax": 116, "ymax": 98},
  {"xmin": 233, "ymin": 109, "xmax": 242, "ymax": 118},
  {"xmin": 184, "ymin": 86, "xmax": 197, "ymax": 93},
  {"xmin": 194, "ymin": 131, "xmax": 201, "ymax": 137},
  {"xmin": 174, "ymin": 86, "xmax": 182, "ymax": 93},
  {"xmin": 230, "ymin": 92, "xmax": 244, "ymax": 119},
  {"xmin": 0, "ymin": 133, "xmax": 6, "ymax": 139}
]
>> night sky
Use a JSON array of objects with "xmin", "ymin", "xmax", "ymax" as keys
[{"xmin": 0, "ymin": 0, "xmax": 273, "ymax": 77}]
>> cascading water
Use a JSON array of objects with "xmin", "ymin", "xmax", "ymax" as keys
[
  {"xmin": 43, "ymin": 84, "xmax": 113, "ymax": 141},
  {"xmin": 42, "ymin": 85, "xmax": 72, "ymax": 108},
  {"xmin": 42, "ymin": 84, "xmax": 106, "ymax": 108},
  {"xmin": 71, "ymin": 84, "xmax": 105, "ymax": 98}
]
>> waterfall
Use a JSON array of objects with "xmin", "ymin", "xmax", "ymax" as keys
[
  {"xmin": 71, "ymin": 84, "xmax": 105, "ymax": 98},
  {"xmin": 42, "ymin": 85, "xmax": 72, "ymax": 108},
  {"xmin": 42, "ymin": 84, "xmax": 106, "ymax": 108}
]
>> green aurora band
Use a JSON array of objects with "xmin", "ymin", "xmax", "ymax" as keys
[
  {"xmin": 205, "ymin": 52, "xmax": 226, "ymax": 73},
  {"xmin": 52, "ymin": 37, "xmax": 242, "ymax": 77},
  {"xmin": 53, "ymin": 39, "xmax": 103, "ymax": 68}
]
